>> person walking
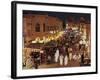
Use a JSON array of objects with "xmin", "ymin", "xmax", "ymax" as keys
[
  {"xmin": 26, "ymin": 56, "xmax": 33, "ymax": 69},
  {"xmin": 68, "ymin": 47, "xmax": 73, "ymax": 61},
  {"xmin": 54, "ymin": 48, "xmax": 59, "ymax": 63},
  {"xmin": 59, "ymin": 46, "xmax": 64, "ymax": 66},
  {"xmin": 64, "ymin": 55, "xmax": 68, "ymax": 66},
  {"xmin": 59, "ymin": 54, "xmax": 63, "ymax": 66}
]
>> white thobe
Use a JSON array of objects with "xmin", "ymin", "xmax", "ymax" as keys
[
  {"xmin": 59, "ymin": 55, "xmax": 63, "ymax": 66},
  {"xmin": 54, "ymin": 49, "xmax": 59, "ymax": 62},
  {"xmin": 64, "ymin": 55, "xmax": 68, "ymax": 66}
]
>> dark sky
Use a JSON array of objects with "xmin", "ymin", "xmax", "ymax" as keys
[{"xmin": 23, "ymin": 10, "xmax": 91, "ymax": 23}]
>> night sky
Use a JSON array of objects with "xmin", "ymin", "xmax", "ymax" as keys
[{"xmin": 23, "ymin": 10, "xmax": 91, "ymax": 23}]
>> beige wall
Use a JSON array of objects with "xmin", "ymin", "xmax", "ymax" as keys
[{"xmin": 23, "ymin": 14, "xmax": 63, "ymax": 42}]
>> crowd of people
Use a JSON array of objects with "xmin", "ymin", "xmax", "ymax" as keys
[{"xmin": 23, "ymin": 27, "xmax": 90, "ymax": 69}]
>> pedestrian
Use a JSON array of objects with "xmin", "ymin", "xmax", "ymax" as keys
[
  {"xmin": 59, "ymin": 55, "xmax": 63, "ymax": 66},
  {"xmin": 64, "ymin": 55, "xmax": 68, "ymax": 66},
  {"xmin": 69, "ymin": 52, "xmax": 72, "ymax": 61},
  {"xmin": 26, "ymin": 56, "xmax": 33, "ymax": 69},
  {"xmin": 47, "ymin": 55, "xmax": 51, "ymax": 64},
  {"xmin": 54, "ymin": 48, "xmax": 59, "ymax": 63},
  {"xmin": 81, "ymin": 53, "xmax": 84, "ymax": 64},
  {"xmin": 68, "ymin": 47, "xmax": 73, "ymax": 61},
  {"xmin": 33, "ymin": 52, "xmax": 40, "ymax": 69}
]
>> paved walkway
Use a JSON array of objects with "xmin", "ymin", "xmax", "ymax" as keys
[
  {"xmin": 23, "ymin": 59, "xmax": 81, "ymax": 69},
  {"xmin": 38, "ymin": 59, "xmax": 80, "ymax": 69}
]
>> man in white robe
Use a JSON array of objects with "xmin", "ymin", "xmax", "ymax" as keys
[
  {"xmin": 59, "ymin": 55, "xmax": 63, "ymax": 66},
  {"xmin": 64, "ymin": 55, "xmax": 68, "ymax": 66},
  {"xmin": 69, "ymin": 52, "xmax": 72, "ymax": 61},
  {"xmin": 54, "ymin": 49, "xmax": 59, "ymax": 63}
]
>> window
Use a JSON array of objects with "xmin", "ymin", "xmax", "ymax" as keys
[
  {"xmin": 43, "ymin": 23, "xmax": 45, "ymax": 32},
  {"xmin": 35, "ymin": 23, "xmax": 40, "ymax": 32}
]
